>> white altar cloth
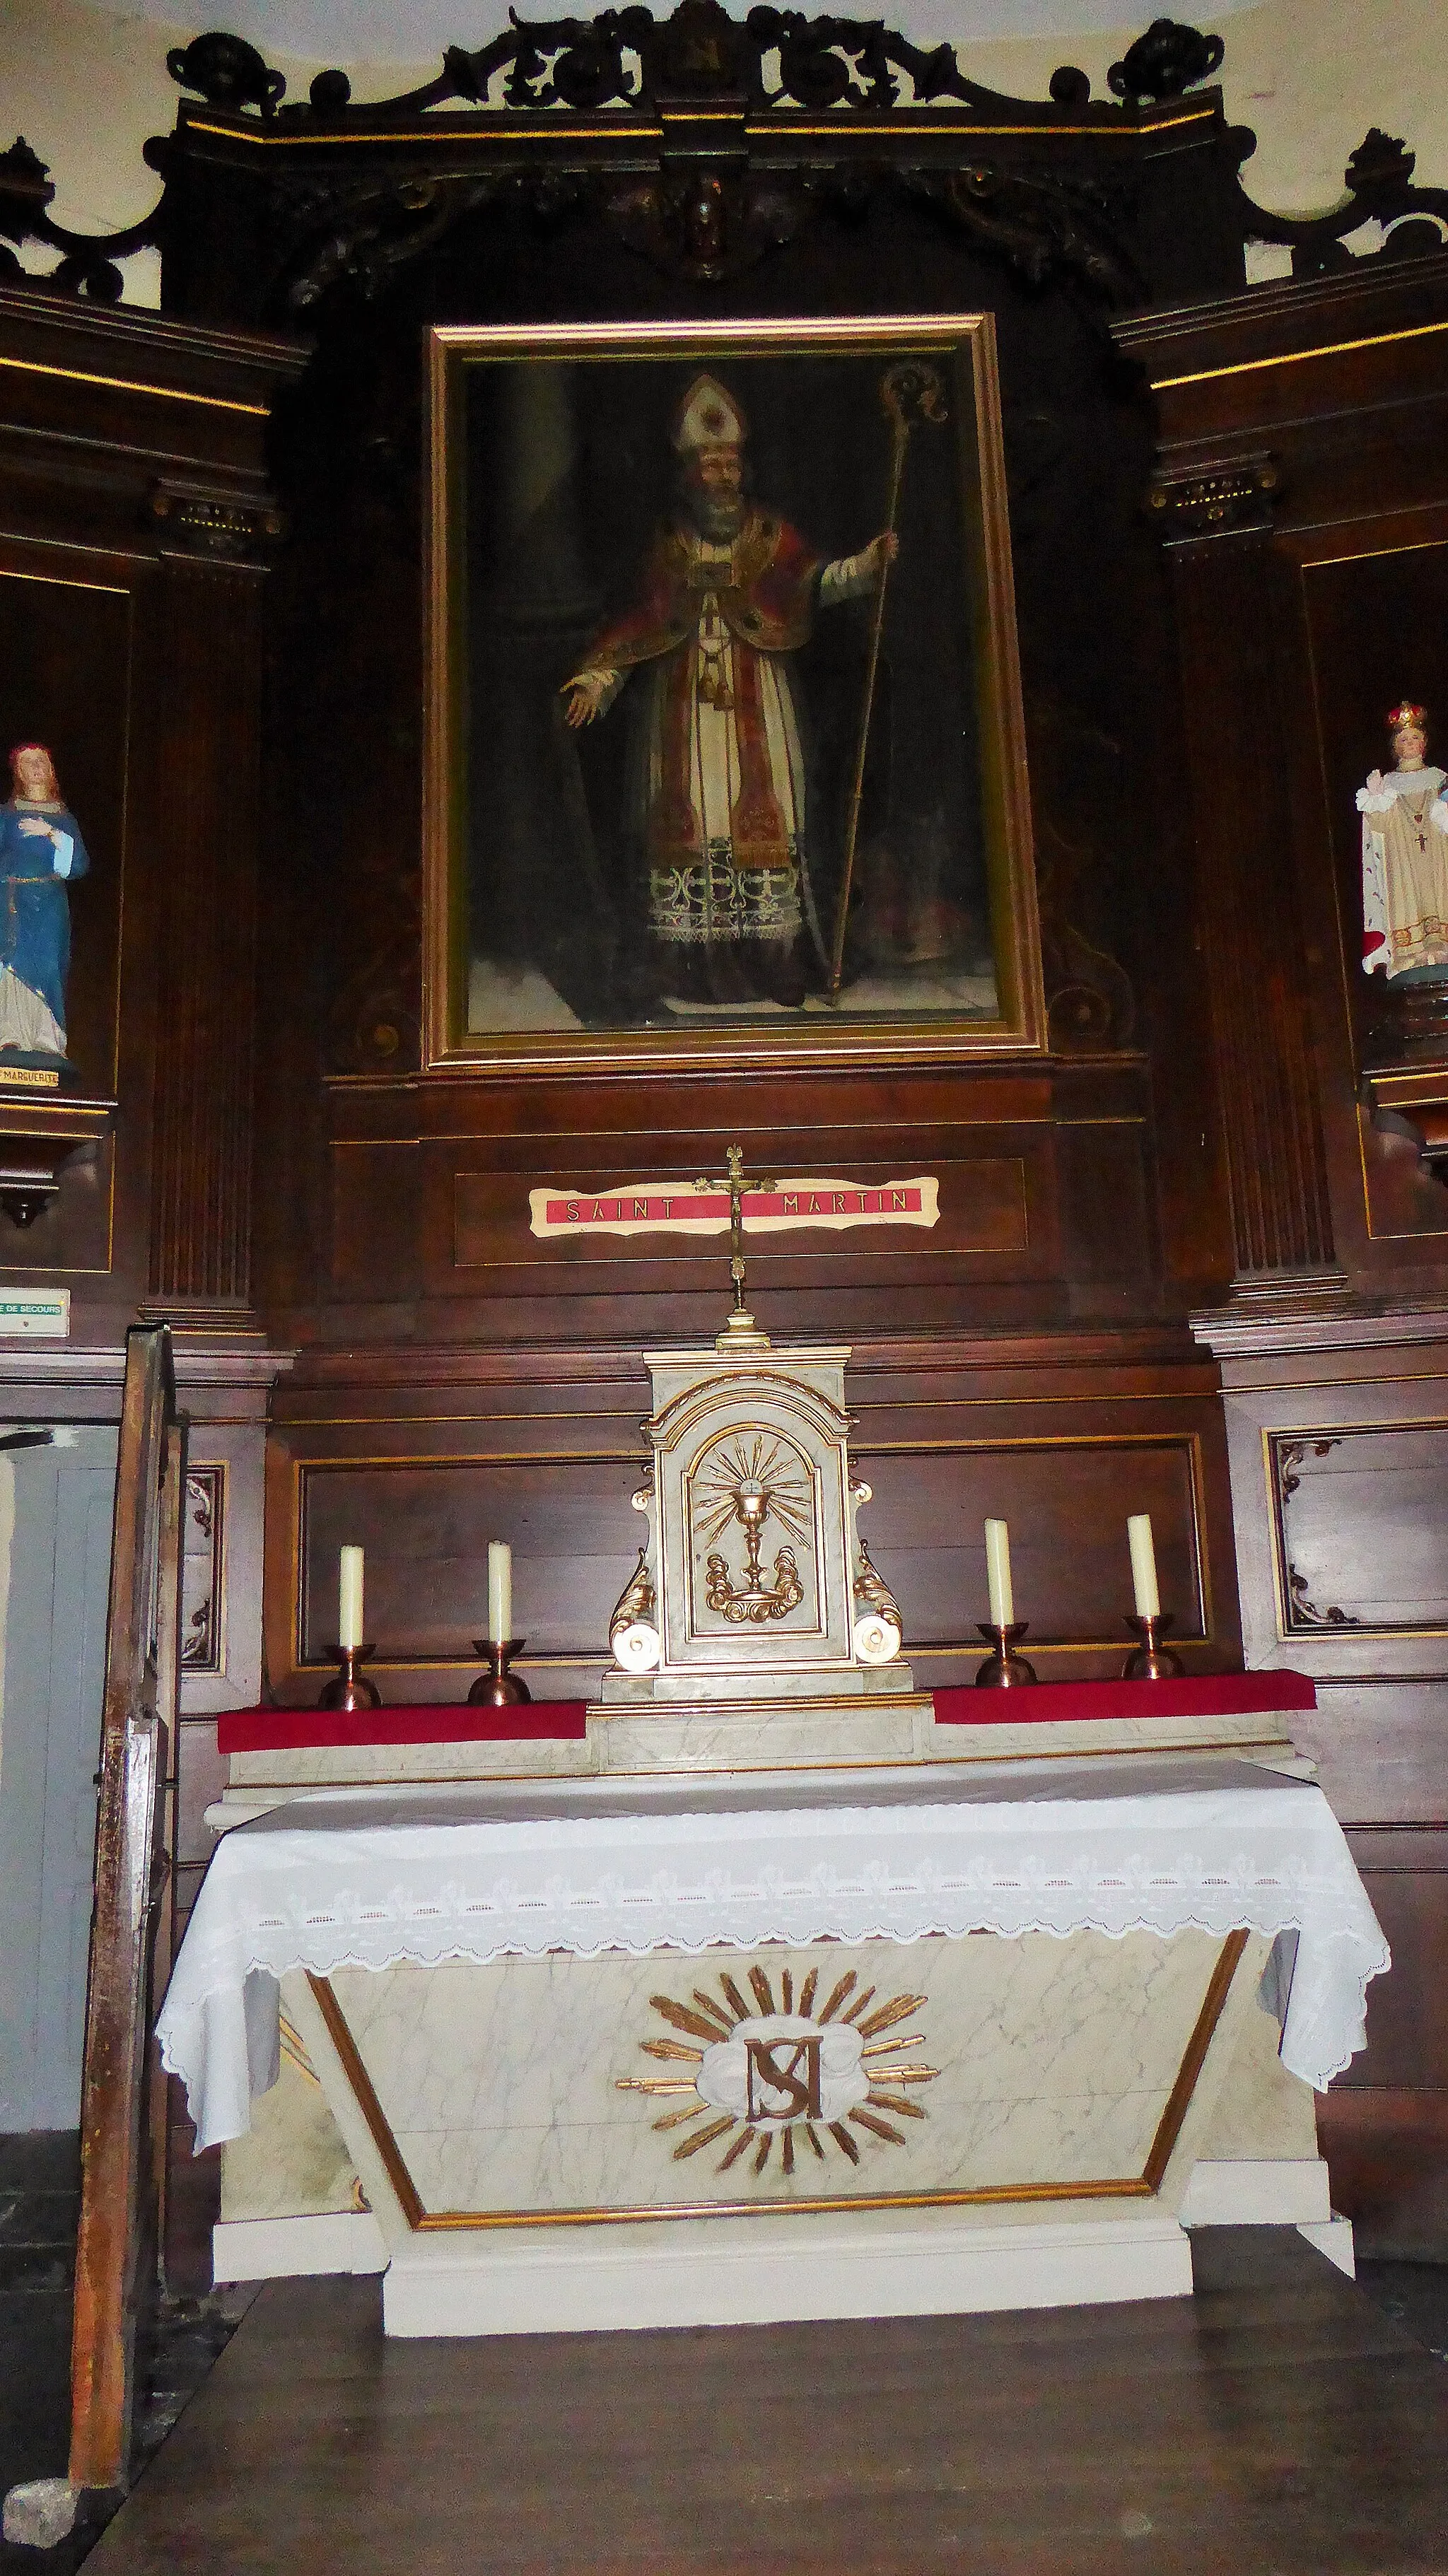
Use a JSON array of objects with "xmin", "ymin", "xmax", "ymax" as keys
[{"xmin": 158, "ymin": 1757, "xmax": 1389, "ymax": 2150}]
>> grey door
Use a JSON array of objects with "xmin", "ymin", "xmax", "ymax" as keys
[{"xmin": 0, "ymin": 1429, "xmax": 118, "ymax": 2132}]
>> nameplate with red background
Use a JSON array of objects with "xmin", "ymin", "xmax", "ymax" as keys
[{"xmin": 528, "ymin": 1177, "xmax": 940, "ymax": 1239}]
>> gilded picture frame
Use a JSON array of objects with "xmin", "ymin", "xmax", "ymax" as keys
[{"xmin": 424, "ymin": 312, "xmax": 1044, "ymax": 1072}]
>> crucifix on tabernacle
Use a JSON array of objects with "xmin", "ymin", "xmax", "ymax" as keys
[{"xmin": 694, "ymin": 1143, "xmax": 777, "ymax": 1326}]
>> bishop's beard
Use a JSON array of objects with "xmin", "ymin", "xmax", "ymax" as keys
[{"xmin": 688, "ymin": 491, "xmax": 747, "ymax": 541}]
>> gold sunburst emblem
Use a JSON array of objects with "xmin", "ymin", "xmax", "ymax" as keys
[{"xmin": 617, "ymin": 1963, "xmax": 938, "ymax": 2177}]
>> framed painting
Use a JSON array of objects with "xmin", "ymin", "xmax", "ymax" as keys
[{"xmin": 424, "ymin": 312, "xmax": 1043, "ymax": 1070}]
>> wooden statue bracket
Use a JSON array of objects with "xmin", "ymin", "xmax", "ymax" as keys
[
  {"xmin": 2, "ymin": 8, "xmax": 1445, "ymax": 325},
  {"xmin": 0, "ymin": 1090, "xmax": 115, "ymax": 1229},
  {"xmin": 1362, "ymin": 1060, "xmax": 1448, "ymax": 1195}
]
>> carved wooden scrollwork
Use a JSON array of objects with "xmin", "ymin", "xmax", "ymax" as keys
[
  {"xmin": 1235, "ymin": 127, "xmax": 1448, "ymax": 280},
  {"xmin": 327, "ymin": 882, "xmax": 424, "ymax": 1075},
  {"xmin": 906, "ymin": 163, "xmax": 1141, "ymax": 303},
  {"xmin": 275, "ymin": 172, "xmax": 505, "ymax": 314},
  {"xmin": 4, "ymin": 8, "xmax": 1448, "ymax": 317},
  {"xmin": 1272, "ymin": 1436, "xmax": 1363, "ymax": 1632},
  {"xmin": 1107, "ymin": 18, "xmax": 1224, "ymax": 106}
]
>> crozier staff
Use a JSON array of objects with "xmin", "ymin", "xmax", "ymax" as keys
[
  {"xmin": 0, "ymin": 743, "xmax": 90, "ymax": 1066},
  {"xmin": 562, "ymin": 373, "xmax": 896, "ymax": 1007}
]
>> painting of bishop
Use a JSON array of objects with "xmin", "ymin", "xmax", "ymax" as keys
[{"xmin": 563, "ymin": 374, "xmax": 896, "ymax": 1008}]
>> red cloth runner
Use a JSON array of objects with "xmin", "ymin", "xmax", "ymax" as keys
[
  {"xmin": 217, "ymin": 1703, "xmax": 589, "ymax": 1751},
  {"xmin": 933, "ymin": 1671, "xmax": 1316, "ymax": 1724},
  {"xmin": 216, "ymin": 1670, "xmax": 1314, "ymax": 1754}
]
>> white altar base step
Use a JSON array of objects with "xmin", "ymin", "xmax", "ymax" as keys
[
  {"xmin": 213, "ymin": 2211, "xmax": 388, "ymax": 2282},
  {"xmin": 209, "ymin": 2199, "xmax": 1355, "ymax": 2319},
  {"xmin": 1177, "ymin": 2155, "xmax": 1356, "ymax": 2276},
  {"xmin": 376, "ymin": 2208, "xmax": 1195, "ymax": 2340}
]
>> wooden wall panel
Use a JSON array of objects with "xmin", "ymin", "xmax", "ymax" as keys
[
  {"xmin": 1319, "ymin": 1829, "xmax": 1448, "ymax": 2259},
  {"xmin": 265, "ymin": 1331, "xmax": 1237, "ymax": 1700},
  {"xmin": 1338, "ymin": 1831, "xmax": 1448, "ymax": 2089},
  {"xmin": 0, "ymin": 291, "xmax": 303, "ymax": 1335},
  {"xmin": 1210, "ymin": 1318, "xmax": 1448, "ymax": 2247},
  {"xmin": 1118, "ymin": 256, "xmax": 1448, "ymax": 1308},
  {"xmin": 848, "ymin": 1437, "xmax": 1207, "ymax": 1653},
  {"xmin": 1269, "ymin": 1424, "xmax": 1448, "ymax": 1638},
  {"xmin": 298, "ymin": 1456, "xmax": 646, "ymax": 1673},
  {"xmin": 1294, "ymin": 1683, "xmax": 1448, "ymax": 1830},
  {"xmin": 143, "ymin": 561, "xmax": 266, "ymax": 1309},
  {"xmin": 313, "ymin": 1065, "xmax": 1181, "ymax": 1345},
  {"xmin": 1163, "ymin": 535, "xmax": 1336, "ymax": 1283}
]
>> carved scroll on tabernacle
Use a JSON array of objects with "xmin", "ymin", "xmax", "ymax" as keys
[{"xmin": 529, "ymin": 1176, "xmax": 939, "ymax": 1238}]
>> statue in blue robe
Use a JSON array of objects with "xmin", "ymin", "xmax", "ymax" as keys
[{"xmin": 0, "ymin": 745, "xmax": 89, "ymax": 1071}]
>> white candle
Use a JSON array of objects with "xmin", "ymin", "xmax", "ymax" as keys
[
  {"xmin": 338, "ymin": 1545, "xmax": 365, "ymax": 1651},
  {"xmin": 983, "ymin": 1518, "xmax": 1014, "ymax": 1628},
  {"xmin": 487, "ymin": 1540, "xmax": 513, "ymax": 1645},
  {"xmin": 1127, "ymin": 1514, "xmax": 1160, "ymax": 1619}
]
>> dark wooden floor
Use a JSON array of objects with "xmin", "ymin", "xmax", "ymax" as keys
[
  {"xmin": 85, "ymin": 2230, "xmax": 1448, "ymax": 2576},
  {"xmin": 0, "ymin": 2131, "xmax": 248, "ymax": 2575}
]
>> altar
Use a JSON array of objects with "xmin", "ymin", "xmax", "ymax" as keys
[
  {"xmin": 160, "ymin": 1752, "xmax": 1386, "ymax": 2338},
  {"xmin": 160, "ymin": 1318, "xmax": 1389, "ymax": 2336}
]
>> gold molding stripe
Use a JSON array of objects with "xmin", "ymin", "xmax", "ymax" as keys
[
  {"xmin": 308, "ymin": 1974, "xmax": 426, "ymax": 2227},
  {"xmin": 272, "ymin": 1391, "xmax": 1221, "ymax": 1426},
  {"xmin": 184, "ymin": 109, "xmax": 1213, "ymax": 151},
  {"xmin": 1302, "ymin": 533, "xmax": 1448, "ymax": 574},
  {"xmin": 1151, "ymin": 317, "xmax": 1448, "ymax": 392},
  {"xmin": 312, "ymin": 1927, "xmax": 1248, "ymax": 2232},
  {"xmin": 0, "ymin": 563, "xmax": 129, "ymax": 596},
  {"xmin": 1140, "ymin": 1928, "xmax": 1246, "ymax": 2190},
  {"xmin": 0, "ymin": 351, "xmax": 270, "ymax": 416},
  {"xmin": 186, "ymin": 116, "xmax": 662, "ymax": 146},
  {"xmin": 286, "ymin": 1430, "xmax": 1205, "ymax": 1460}
]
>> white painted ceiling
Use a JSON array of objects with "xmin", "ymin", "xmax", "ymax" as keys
[{"xmin": 75, "ymin": 0, "xmax": 1257, "ymax": 72}]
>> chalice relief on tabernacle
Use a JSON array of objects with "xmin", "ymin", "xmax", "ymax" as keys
[
  {"xmin": 1359, "ymin": 701, "xmax": 1448, "ymax": 984},
  {"xmin": 689, "ymin": 1430, "xmax": 817, "ymax": 1627},
  {"xmin": 0, "ymin": 743, "xmax": 89, "ymax": 1079}
]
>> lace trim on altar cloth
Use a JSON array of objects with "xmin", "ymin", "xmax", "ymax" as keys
[
  {"xmin": 156, "ymin": 1782, "xmax": 1392, "ymax": 2148},
  {"xmin": 649, "ymin": 845, "xmax": 802, "ymax": 944}
]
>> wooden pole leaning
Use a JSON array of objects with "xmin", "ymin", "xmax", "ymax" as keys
[
  {"xmin": 67, "ymin": 1324, "xmax": 185, "ymax": 2500},
  {"xmin": 826, "ymin": 359, "xmax": 948, "ymax": 1002}
]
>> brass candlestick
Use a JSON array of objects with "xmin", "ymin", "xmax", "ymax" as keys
[
  {"xmin": 317, "ymin": 1642, "xmax": 382, "ymax": 1711},
  {"xmin": 1122, "ymin": 1612, "xmax": 1185, "ymax": 1680},
  {"xmin": 974, "ymin": 1621, "xmax": 1037, "ymax": 1688},
  {"xmin": 468, "ymin": 1638, "xmax": 532, "ymax": 1706}
]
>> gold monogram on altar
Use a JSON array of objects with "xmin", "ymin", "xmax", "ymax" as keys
[{"xmin": 617, "ymin": 1964, "xmax": 938, "ymax": 2177}]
